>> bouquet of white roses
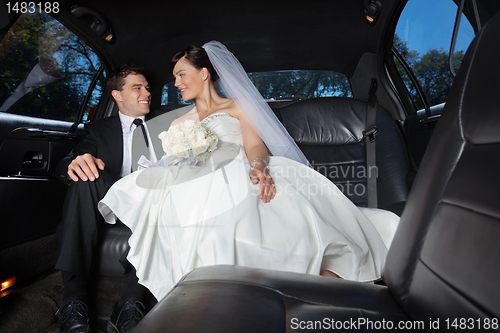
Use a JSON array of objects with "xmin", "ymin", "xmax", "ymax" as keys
[{"xmin": 158, "ymin": 119, "xmax": 218, "ymax": 163}]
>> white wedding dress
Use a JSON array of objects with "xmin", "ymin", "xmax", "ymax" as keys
[{"xmin": 98, "ymin": 113, "xmax": 399, "ymax": 301}]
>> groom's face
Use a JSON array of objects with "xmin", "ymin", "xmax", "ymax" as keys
[{"xmin": 113, "ymin": 73, "xmax": 151, "ymax": 118}]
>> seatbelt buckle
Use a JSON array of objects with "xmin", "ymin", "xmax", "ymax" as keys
[{"xmin": 363, "ymin": 125, "xmax": 378, "ymax": 143}]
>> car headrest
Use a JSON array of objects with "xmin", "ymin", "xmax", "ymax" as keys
[{"xmin": 445, "ymin": 11, "xmax": 500, "ymax": 145}]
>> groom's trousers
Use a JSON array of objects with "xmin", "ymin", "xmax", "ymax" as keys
[
  {"xmin": 55, "ymin": 169, "xmax": 116, "ymax": 282},
  {"xmin": 55, "ymin": 169, "xmax": 155, "ymax": 306}
]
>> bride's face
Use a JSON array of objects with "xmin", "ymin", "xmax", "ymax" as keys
[{"xmin": 173, "ymin": 57, "xmax": 205, "ymax": 101}]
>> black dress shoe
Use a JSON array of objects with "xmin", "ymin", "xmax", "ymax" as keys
[
  {"xmin": 107, "ymin": 301, "xmax": 146, "ymax": 333},
  {"xmin": 59, "ymin": 301, "xmax": 92, "ymax": 333}
]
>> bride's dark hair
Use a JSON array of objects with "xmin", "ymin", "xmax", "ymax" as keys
[{"xmin": 171, "ymin": 45, "xmax": 219, "ymax": 82}]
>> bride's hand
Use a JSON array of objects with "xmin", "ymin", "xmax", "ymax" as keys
[{"xmin": 249, "ymin": 168, "xmax": 276, "ymax": 203}]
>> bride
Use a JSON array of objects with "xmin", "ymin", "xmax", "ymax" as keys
[{"xmin": 98, "ymin": 41, "xmax": 399, "ymax": 301}]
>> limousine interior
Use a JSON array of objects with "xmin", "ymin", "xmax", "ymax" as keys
[{"xmin": 0, "ymin": 0, "xmax": 499, "ymax": 332}]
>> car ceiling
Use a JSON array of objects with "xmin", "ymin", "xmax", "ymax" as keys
[
  {"xmin": 5, "ymin": 0, "xmax": 499, "ymax": 95},
  {"xmin": 53, "ymin": 0, "xmax": 401, "ymax": 90}
]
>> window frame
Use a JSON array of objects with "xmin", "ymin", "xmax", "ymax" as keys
[{"xmin": 387, "ymin": 0, "xmax": 476, "ymax": 119}]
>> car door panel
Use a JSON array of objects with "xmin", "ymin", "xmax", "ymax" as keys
[
  {"xmin": 0, "ymin": 113, "xmax": 83, "ymax": 238},
  {"xmin": 0, "ymin": 126, "xmax": 81, "ymax": 177},
  {"xmin": 0, "ymin": 8, "xmax": 105, "ymax": 289},
  {"xmin": 0, "ymin": 112, "xmax": 83, "ymax": 284}
]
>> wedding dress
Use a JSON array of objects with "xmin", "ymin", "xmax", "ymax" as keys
[{"xmin": 98, "ymin": 112, "xmax": 399, "ymax": 301}]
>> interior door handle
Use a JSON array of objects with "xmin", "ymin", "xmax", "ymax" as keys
[
  {"xmin": 25, "ymin": 129, "xmax": 79, "ymax": 140},
  {"xmin": 23, "ymin": 160, "xmax": 44, "ymax": 168},
  {"xmin": 22, "ymin": 151, "xmax": 46, "ymax": 169}
]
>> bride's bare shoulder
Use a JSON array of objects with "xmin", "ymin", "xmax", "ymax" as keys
[{"xmin": 170, "ymin": 107, "xmax": 197, "ymax": 126}]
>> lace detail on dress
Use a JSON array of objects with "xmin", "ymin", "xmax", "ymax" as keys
[{"xmin": 201, "ymin": 112, "xmax": 234, "ymax": 124}]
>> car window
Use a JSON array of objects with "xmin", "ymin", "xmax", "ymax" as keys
[
  {"xmin": 0, "ymin": 10, "xmax": 105, "ymax": 123},
  {"xmin": 393, "ymin": 0, "xmax": 475, "ymax": 113},
  {"xmin": 161, "ymin": 70, "xmax": 352, "ymax": 105}
]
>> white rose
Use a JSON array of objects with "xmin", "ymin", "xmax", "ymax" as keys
[
  {"xmin": 195, "ymin": 128, "xmax": 206, "ymax": 142},
  {"xmin": 185, "ymin": 132, "xmax": 196, "ymax": 144},
  {"xmin": 172, "ymin": 143, "xmax": 190, "ymax": 158},
  {"xmin": 180, "ymin": 120, "xmax": 195, "ymax": 132},
  {"xmin": 172, "ymin": 130, "xmax": 184, "ymax": 141},
  {"xmin": 158, "ymin": 119, "xmax": 219, "ymax": 162},
  {"xmin": 193, "ymin": 139, "xmax": 209, "ymax": 155},
  {"xmin": 158, "ymin": 130, "xmax": 168, "ymax": 141},
  {"xmin": 159, "ymin": 131, "xmax": 174, "ymax": 154}
]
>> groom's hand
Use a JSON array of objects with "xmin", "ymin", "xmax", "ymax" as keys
[{"xmin": 68, "ymin": 153, "xmax": 105, "ymax": 182}]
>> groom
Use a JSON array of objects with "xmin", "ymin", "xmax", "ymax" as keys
[{"xmin": 55, "ymin": 63, "xmax": 191, "ymax": 333}]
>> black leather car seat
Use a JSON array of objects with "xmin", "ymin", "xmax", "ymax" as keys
[
  {"xmin": 131, "ymin": 9, "xmax": 500, "ymax": 333},
  {"xmin": 273, "ymin": 97, "xmax": 409, "ymax": 215}
]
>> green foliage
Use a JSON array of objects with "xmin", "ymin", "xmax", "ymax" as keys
[
  {"xmin": 162, "ymin": 70, "xmax": 353, "ymax": 105},
  {"xmin": 414, "ymin": 48, "xmax": 463, "ymax": 106},
  {"xmin": 0, "ymin": 11, "xmax": 102, "ymax": 122},
  {"xmin": 393, "ymin": 34, "xmax": 464, "ymax": 110},
  {"xmin": 248, "ymin": 71, "xmax": 352, "ymax": 100}
]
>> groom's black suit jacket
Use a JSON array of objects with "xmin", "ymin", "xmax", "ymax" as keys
[
  {"xmin": 56, "ymin": 105, "xmax": 195, "ymax": 183},
  {"xmin": 56, "ymin": 116, "xmax": 124, "ymax": 184},
  {"xmin": 55, "ymin": 106, "xmax": 194, "ymax": 278}
]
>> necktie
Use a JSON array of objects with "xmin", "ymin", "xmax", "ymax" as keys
[{"xmin": 133, "ymin": 118, "xmax": 149, "ymax": 148}]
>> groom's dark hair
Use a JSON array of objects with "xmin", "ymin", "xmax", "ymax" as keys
[
  {"xmin": 171, "ymin": 45, "xmax": 219, "ymax": 82},
  {"xmin": 107, "ymin": 63, "xmax": 146, "ymax": 95}
]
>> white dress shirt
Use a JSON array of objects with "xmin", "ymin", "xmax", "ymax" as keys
[{"xmin": 119, "ymin": 112, "xmax": 156, "ymax": 177}]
